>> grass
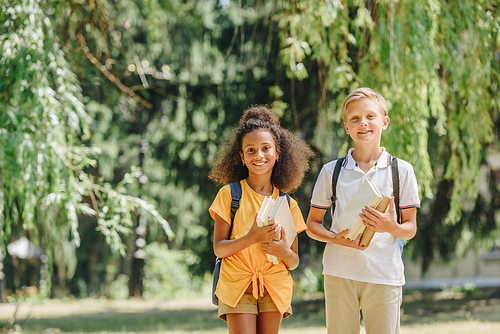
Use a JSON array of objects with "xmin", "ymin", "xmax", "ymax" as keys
[{"xmin": 0, "ymin": 288, "xmax": 499, "ymax": 333}]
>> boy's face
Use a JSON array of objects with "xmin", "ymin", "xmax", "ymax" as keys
[{"xmin": 344, "ymin": 98, "xmax": 389, "ymax": 144}]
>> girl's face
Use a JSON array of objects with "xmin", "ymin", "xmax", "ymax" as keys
[{"xmin": 240, "ymin": 130, "xmax": 279, "ymax": 177}]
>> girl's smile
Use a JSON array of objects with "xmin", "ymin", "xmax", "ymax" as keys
[{"xmin": 240, "ymin": 130, "xmax": 279, "ymax": 176}]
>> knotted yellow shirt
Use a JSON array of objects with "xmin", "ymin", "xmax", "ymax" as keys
[{"xmin": 209, "ymin": 180, "xmax": 307, "ymax": 314}]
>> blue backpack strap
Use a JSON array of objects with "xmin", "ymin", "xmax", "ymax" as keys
[
  {"xmin": 278, "ymin": 190, "xmax": 291, "ymax": 206},
  {"xmin": 391, "ymin": 156, "xmax": 404, "ymax": 255},
  {"xmin": 213, "ymin": 182, "xmax": 241, "ymax": 306},
  {"xmin": 228, "ymin": 182, "xmax": 242, "ymax": 238}
]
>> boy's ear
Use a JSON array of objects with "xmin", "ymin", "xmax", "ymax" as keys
[
  {"xmin": 382, "ymin": 116, "xmax": 390, "ymax": 130},
  {"xmin": 344, "ymin": 123, "xmax": 349, "ymax": 134}
]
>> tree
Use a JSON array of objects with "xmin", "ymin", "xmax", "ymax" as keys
[
  {"xmin": 4, "ymin": 0, "xmax": 499, "ymax": 299},
  {"xmin": 45, "ymin": 0, "xmax": 287, "ymax": 282},
  {"xmin": 73, "ymin": 0, "xmax": 498, "ymax": 275},
  {"xmin": 276, "ymin": 0, "xmax": 500, "ymax": 270},
  {"xmin": 0, "ymin": 0, "xmax": 172, "ymax": 298}
]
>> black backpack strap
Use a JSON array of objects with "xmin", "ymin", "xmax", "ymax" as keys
[
  {"xmin": 229, "ymin": 182, "xmax": 242, "ymax": 238},
  {"xmin": 391, "ymin": 156, "xmax": 401, "ymax": 224},
  {"xmin": 331, "ymin": 157, "xmax": 345, "ymax": 214},
  {"xmin": 392, "ymin": 156, "xmax": 405, "ymax": 255}
]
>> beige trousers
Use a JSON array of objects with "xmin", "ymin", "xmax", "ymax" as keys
[{"xmin": 324, "ymin": 275, "xmax": 402, "ymax": 334}]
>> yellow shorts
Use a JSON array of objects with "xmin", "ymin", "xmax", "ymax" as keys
[{"xmin": 218, "ymin": 285, "xmax": 292, "ymax": 321}]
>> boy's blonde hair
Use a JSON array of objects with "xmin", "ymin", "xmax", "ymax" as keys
[{"xmin": 342, "ymin": 87, "xmax": 388, "ymax": 122}]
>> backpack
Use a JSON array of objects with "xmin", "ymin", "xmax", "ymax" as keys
[
  {"xmin": 211, "ymin": 181, "xmax": 290, "ymax": 306},
  {"xmin": 331, "ymin": 155, "xmax": 404, "ymax": 254}
]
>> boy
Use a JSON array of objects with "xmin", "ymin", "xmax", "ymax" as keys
[{"xmin": 306, "ymin": 88, "xmax": 420, "ymax": 334}]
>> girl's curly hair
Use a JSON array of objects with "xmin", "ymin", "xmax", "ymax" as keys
[{"xmin": 209, "ymin": 105, "xmax": 314, "ymax": 193}]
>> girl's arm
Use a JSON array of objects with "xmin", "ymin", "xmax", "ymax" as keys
[{"xmin": 213, "ymin": 213, "xmax": 279, "ymax": 258}]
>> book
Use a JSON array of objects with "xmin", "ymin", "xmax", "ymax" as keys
[
  {"xmin": 268, "ymin": 196, "xmax": 296, "ymax": 249},
  {"xmin": 336, "ymin": 178, "xmax": 391, "ymax": 247},
  {"xmin": 257, "ymin": 195, "xmax": 296, "ymax": 264},
  {"xmin": 359, "ymin": 195, "xmax": 391, "ymax": 246}
]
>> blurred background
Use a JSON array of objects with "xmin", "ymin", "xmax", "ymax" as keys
[{"xmin": 0, "ymin": 0, "xmax": 499, "ymax": 332}]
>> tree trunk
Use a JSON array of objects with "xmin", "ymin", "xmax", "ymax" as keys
[{"xmin": 0, "ymin": 248, "xmax": 5, "ymax": 302}]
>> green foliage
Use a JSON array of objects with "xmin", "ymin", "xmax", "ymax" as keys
[
  {"xmin": 0, "ymin": 0, "xmax": 91, "ymax": 281},
  {"xmin": 0, "ymin": 0, "xmax": 172, "ymax": 294},
  {"xmin": 276, "ymin": 0, "xmax": 500, "ymax": 270},
  {"xmin": 446, "ymin": 283, "xmax": 479, "ymax": 297},
  {"xmin": 296, "ymin": 267, "xmax": 324, "ymax": 294},
  {"xmin": 46, "ymin": 0, "xmax": 285, "ymax": 278},
  {"xmin": 3, "ymin": 0, "xmax": 499, "ymax": 296},
  {"xmin": 142, "ymin": 242, "xmax": 205, "ymax": 300},
  {"xmin": 108, "ymin": 274, "xmax": 130, "ymax": 300}
]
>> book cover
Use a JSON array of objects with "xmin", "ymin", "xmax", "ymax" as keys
[
  {"xmin": 359, "ymin": 195, "xmax": 391, "ymax": 247},
  {"xmin": 268, "ymin": 196, "xmax": 296, "ymax": 249},
  {"xmin": 336, "ymin": 178, "xmax": 389, "ymax": 246},
  {"xmin": 257, "ymin": 196, "xmax": 279, "ymax": 264},
  {"xmin": 257, "ymin": 196, "xmax": 275, "ymax": 227},
  {"xmin": 257, "ymin": 195, "xmax": 296, "ymax": 264}
]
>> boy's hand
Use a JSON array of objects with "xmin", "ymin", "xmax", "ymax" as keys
[
  {"xmin": 360, "ymin": 197, "xmax": 398, "ymax": 233},
  {"xmin": 331, "ymin": 228, "xmax": 367, "ymax": 250}
]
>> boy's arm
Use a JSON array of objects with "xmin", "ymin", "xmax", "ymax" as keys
[
  {"xmin": 306, "ymin": 207, "xmax": 366, "ymax": 249},
  {"xmin": 360, "ymin": 198, "xmax": 417, "ymax": 240},
  {"xmin": 398, "ymin": 207, "xmax": 417, "ymax": 239}
]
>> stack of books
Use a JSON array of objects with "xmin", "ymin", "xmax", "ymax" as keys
[
  {"xmin": 257, "ymin": 196, "xmax": 296, "ymax": 264},
  {"xmin": 336, "ymin": 178, "xmax": 391, "ymax": 247}
]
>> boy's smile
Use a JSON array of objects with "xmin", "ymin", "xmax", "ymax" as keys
[{"xmin": 344, "ymin": 98, "xmax": 389, "ymax": 144}]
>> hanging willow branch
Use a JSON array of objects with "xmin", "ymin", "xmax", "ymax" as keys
[
  {"xmin": 389, "ymin": 0, "xmax": 396, "ymax": 92},
  {"xmin": 76, "ymin": 33, "xmax": 153, "ymax": 109}
]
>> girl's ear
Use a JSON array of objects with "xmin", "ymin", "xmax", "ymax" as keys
[
  {"xmin": 239, "ymin": 151, "xmax": 245, "ymax": 165},
  {"xmin": 276, "ymin": 146, "xmax": 280, "ymax": 162}
]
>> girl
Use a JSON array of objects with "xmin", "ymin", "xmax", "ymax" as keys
[{"xmin": 209, "ymin": 106, "xmax": 314, "ymax": 334}]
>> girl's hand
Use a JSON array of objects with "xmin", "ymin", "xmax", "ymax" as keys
[
  {"xmin": 246, "ymin": 217, "xmax": 279, "ymax": 245},
  {"xmin": 260, "ymin": 224, "xmax": 289, "ymax": 258}
]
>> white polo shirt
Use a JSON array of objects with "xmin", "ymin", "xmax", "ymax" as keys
[{"xmin": 310, "ymin": 148, "xmax": 420, "ymax": 286}]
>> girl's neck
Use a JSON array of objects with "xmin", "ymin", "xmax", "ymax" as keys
[{"xmin": 245, "ymin": 176, "xmax": 273, "ymax": 196}]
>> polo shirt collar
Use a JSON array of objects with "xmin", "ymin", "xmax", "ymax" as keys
[{"xmin": 343, "ymin": 147, "xmax": 390, "ymax": 170}]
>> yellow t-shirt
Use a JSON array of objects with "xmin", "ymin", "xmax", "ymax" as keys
[{"xmin": 209, "ymin": 179, "xmax": 307, "ymax": 314}]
